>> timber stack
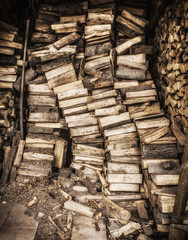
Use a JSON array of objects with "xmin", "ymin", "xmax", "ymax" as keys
[
  {"xmin": 153, "ymin": 0, "xmax": 187, "ymax": 150},
  {"xmin": 0, "ymin": 20, "xmax": 22, "ymax": 176}
]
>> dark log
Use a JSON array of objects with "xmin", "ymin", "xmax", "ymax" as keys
[
  {"xmin": 0, "ymin": 132, "xmax": 20, "ymax": 184},
  {"xmin": 85, "ymin": 42, "xmax": 112, "ymax": 57},
  {"xmin": 0, "ymin": 56, "xmax": 17, "ymax": 65}
]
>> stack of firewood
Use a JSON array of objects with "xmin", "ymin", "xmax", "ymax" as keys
[
  {"xmin": 153, "ymin": 0, "xmax": 187, "ymax": 149},
  {"xmin": 0, "ymin": 20, "xmax": 23, "ymax": 173}
]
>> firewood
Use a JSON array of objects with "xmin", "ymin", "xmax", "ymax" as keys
[
  {"xmin": 85, "ymin": 42, "xmax": 112, "ymax": 57},
  {"xmin": 95, "ymin": 105, "xmax": 125, "ymax": 117},
  {"xmin": 104, "ymin": 123, "xmax": 136, "ymax": 138},
  {"xmin": 116, "ymin": 36, "xmax": 143, "ymax": 55},
  {"xmin": 28, "ymin": 83, "xmax": 54, "ymax": 95},
  {"xmin": 107, "ymin": 162, "xmax": 140, "ymax": 174},
  {"xmin": 70, "ymin": 125, "xmax": 99, "ymax": 137},
  {"xmin": 87, "ymin": 97, "xmax": 116, "ymax": 111},
  {"xmin": 64, "ymin": 200, "xmax": 95, "ymax": 218},
  {"xmin": 26, "ymin": 133, "xmax": 57, "ymax": 145},
  {"xmin": 109, "ymin": 183, "xmax": 140, "ymax": 192},
  {"xmin": 45, "ymin": 63, "xmax": 77, "ymax": 89},
  {"xmin": 116, "ymin": 66, "xmax": 145, "ymax": 80},
  {"xmin": 53, "ymin": 80, "xmax": 84, "ymax": 94},
  {"xmin": 107, "ymin": 173, "xmax": 142, "ymax": 184},
  {"xmin": 0, "ymin": 47, "xmax": 15, "ymax": 55},
  {"xmin": 0, "ymin": 20, "xmax": 18, "ymax": 32},
  {"xmin": 60, "ymin": 15, "xmax": 86, "ymax": 23},
  {"xmin": 63, "ymin": 105, "xmax": 88, "ymax": 116},
  {"xmin": 28, "ymin": 107, "xmax": 59, "ymax": 123},
  {"xmin": 54, "ymin": 138, "xmax": 67, "ymax": 168},
  {"xmin": 27, "ymin": 95, "xmax": 56, "ymax": 107},
  {"xmin": 51, "ymin": 22, "xmax": 78, "ymax": 33},
  {"xmin": 0, "ymin": 31, "xmax": 15, "ymax": 41},
  {"xmin": 53, "ymin": 32, "xmax": 80, "ymax": 50},
  {"xmin": 13, "ymin": 139, "xmax": 25, "ymax": 168},
  {"xmin": 23, "ymin": 151, "xmax": 54, "ymax": 162},
  {"xmin": 31, "ymin": 32, "xmax": 56, "ymax": 43},
  {"xmin": 57, "ymin": 88, "xmax": 88, "ymax": 101},
  {"xmin": 99, "ymin": 196, "xmax": 131, "ymax": 224},
  {"xmin": 121, "ymin": 9, "xmax": 147, "ymax": 28},
  {"xmin": 0, "ymin": 39, "xmax": 22, "ymax": 49}
]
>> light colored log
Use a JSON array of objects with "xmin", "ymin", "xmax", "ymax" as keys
[
  {"xmin": 135, "ymin": 117, "xmax": 170, "ymax": 129},
  {"xmin": 123, "ymin": 96, "xmax": 156, "ymax": 105},
  {"xmin": 95, "ymin": 105, "xmax": 124, "ymax": 117},
  {"xmin": 64, "ymin": 200, "xmax": 94, "ymax": 218},
  {"xmin": 104, "ymin": 123, "xmax": 136, "ymax": 137},
  {"xmin": 140, "ymin": 126, "xmax": 169, "ymax": 144},
  {"xmin": 108, "ymin": 173, "xmax": 142, "ymax": 184},
  {"xmin": 109, "ymin": 183, "xmax": 140, "ymax": 192},
  {"xmin": 0, "ymin": 74, "xmax": 17, "ymax": 82},
  {"xmin": 23, "ymin": 151, "xmax": 54, "ymax": 161},
  {"xmin": 99, "ymin": 112, "xmax": 131, "ymax": 130},
  {"xmin": 116, "ymin": 36, "xmax": 143, "ymax": 55},
  {"xmin": 57, "ymin": 88, "xmax": 88, "ymax": 100},
  {"xmin": 0, "ymin": 39, "xmax": 22, "ymax": 49},
  {"xmin": 63, "ymin": 105, "xmax": 88, "ymax": 116},
  {"xmin": 107, "ymin": 162, "xmax": 140, "ymax": 174},
  {"xmin": 60, "ymin": 15, "xmax": 86, "ymax": 23},
  {"xmin": 70, "ymin": 125, "xmax": 99, "ymax": 137},
  {"xmin": 13, "ymin": 140, "xmax": 25, "ymax": 168},
  {"xmin": 116, "ymin": 66, "xmax": 145, "ymax": 80},
  {"xmin": 114, "ymin": 80, "xmax": 139, "ymax": 89},
  {"xmin": 85, "ymin": 24, "xmax": 111, "ymax": 35},
  {"xmin": 27, "ymin": 95, "xmax": 56, "ymax": 107},
  {"xmin": 151, "ymin": 174, "xmax": 180, "ymax": 186},
  {"xmin": 122, "ymin": 10, "xmax": 147, "ymax": 28},
  {"xmin": 0, "ymin": 66, "xmax": 17, "ymax": 74},
  {"xmin": 99, "ymin": 196, "xmax": 131, "ymax": 225},
  {"xmin": 59, "ymin": 96, "xmax": 88, "ymax": 109},
  {"xmin": 53, "ymin": 80, "xmax": 83, "ymax": 94},
  {"xmin": 53, "ymin": 32, "xmax": 80, "ymax": 50},
  {"xmin": 28, "ymin": 83, "xmax": 54, "ymax": 94},
  {"xmin": 54, "ymin": 138, "xmax": 67, "ymax": 168},
  {"xmin": 0, "ymin": 47, "xmax": 14, "ymax": 55},
  {"xmin": 87, "ymin": 97, "xmax": 116, "ymax": 111},
  {"xmin": 126, "ymin": 89, "xmax": 157, "ymax": 99},
  {"xmin": 0, "ymin": 31, "xmax": 15, "ymax": 41}
]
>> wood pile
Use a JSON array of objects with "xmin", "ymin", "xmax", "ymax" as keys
[
  {"xmin": 0, "ymin": 20, "xmax": 22, "ymax": 174},
  {"xmin": 153, "ymin": 0, "xmax": 187, "ymax": 149}
]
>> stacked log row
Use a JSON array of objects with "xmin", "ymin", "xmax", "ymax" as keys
[
  {"xmin": 0, "ymin": 20, "xmax": 23, "ymax": 174},
  {"xmin": 153, "ymin": 0, "xmax": 187, "ymax": 150}
]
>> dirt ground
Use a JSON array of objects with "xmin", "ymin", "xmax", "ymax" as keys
[{"xmin": 0, "ymin": 169, "xmax": 168, "ymax": 240}]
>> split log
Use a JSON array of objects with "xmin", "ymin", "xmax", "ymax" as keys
[
  {"xmin": 54, "ymin": 138, "xmax": 67, "ymax": 168},
  {"xmin": 135, "ymin": 117, "xmax": 170, "ymax": 129},
  {"xmin": 51, "ymin": 23, "xmax": 78, "ymax": 33},
  {"xmin": 53, "ymin": 32, "xmax": 80, "ymax": 50},
  {"xmin": 76, "ymin": 169, "xmax": 97, "ymax": 195},
  {"xmin": 27, "ymin": 95, "xmax": 56, "ymax": 107},
  {"xmin": 60, "ymin": 15, "xmax": 86, "ymax": 23},
  {"xmin": 70, "ymin": 125, "xmax": 99, "ymax": 137},
  {"xmin": 115, "ymin": 36, "xmax": 143, "ymax": 55},
  {"xmin": 99, "ymin": 112, "xmax": 131, "ymax": 130},
  {"xmin": 53, "ymin": 80, "xmax": 84, "ymax": 94},
  {"xmin": 57, "ymin": 88, "xmax": 88, "ymax": 101},
  {"xmin": 87, "ymin": 97, "xmax": 116, "ymax": 111},
  {"xmin": 95, "ymin": 105, "xmax": 125, "ymax": 117},
  {"xmin": 13, "ymin": 139, "xmax": 25, "ymax": 168},
  {"xmin": 0, "ymin": 39, "xmax": 22, "ymax": 49},
  {"xmin": 104, "ymin": 123, "xmax": 136, "ymax": 138},
  {"xmin": 116, "ymin": 66, "xmax": 145, "ymax": 80},
  {"xmin": 109, "ymin": 183, "xmax": 140, "ymax": 192},
  {"xmin": 63, "ymin": 105, "xmax": 88, "ymax": 116},
  {"xmin": 121, "ymin": 9, "xmax": 147, "ymax": 28},
  {"xmin": 64, "ymin": 200, "xmax": 94, "ymax": 218},
  {"xmin": 107, "ymin": 162, "xmax": 140, "ymax": 174},
  {"xmin": 110, "ymin": 221, "xmax": 141, "ymax": 238},
  {"xmin": 0, "ymin": 47, "xmax": 14, "ymax": 55},
  {"xmin": 85, "ymin": 42, "xmax": 112, "ymax": 57},
  {"xmin": 31, "ymin": 32, "xmax": 56, "ymax": 43},
  {"xmin": 0, "ymin": 31, "xmax": 15, "ymax": 41},
  {"xmin": 107, "ymin": 173, "xmax": 142, "ymax": 184},
  {"xmin": 123, "ymin": 96, "xmax": 156, "ymax": 105},
  {"xmin": 99, "ymin": 196, "xmax": 131, "ymax": 224}
]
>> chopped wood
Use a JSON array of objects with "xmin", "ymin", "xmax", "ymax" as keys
[
  {"xmin": 64, "ymin": 200, "xmax": 94, "ymax": 218},
  {"xmin": 53, "ymin": 33, "xmax": 80, "ymax": 50},
  {"xmin": 116, "ymin": 36, "xmax": 143, "ymax": 55}
]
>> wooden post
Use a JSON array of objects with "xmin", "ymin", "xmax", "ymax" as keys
[
  {"xmin": 168, "ymin": 133, "xmax": 188, "ymax": 240},
  {"xmin": 20, "ymin": 19, "xmax": 30, "ymax": 139}
]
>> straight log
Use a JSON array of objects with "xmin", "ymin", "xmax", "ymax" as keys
[{"xmin": 116, "ymin": 36, "xmax": 143, "ymax": 55}]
